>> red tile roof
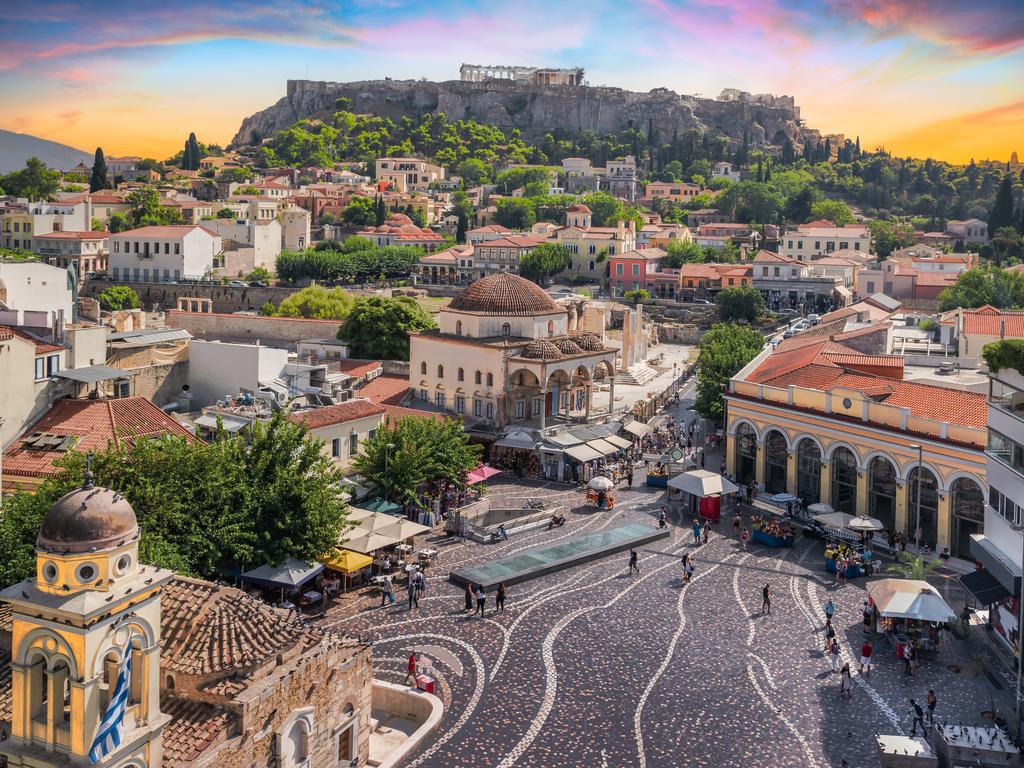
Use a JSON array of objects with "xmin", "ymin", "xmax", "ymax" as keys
[
  {"xmin": 477, "ymin": 236, "xmax": 546, "ymax": 249},
  {"xmin": 357, "ymin": 374, "xmax": 410, "ymax": 405},
  {"xmin": 961, "ymin": 306, "xmax": 1024, "ymax": 337},
  {"xmin": 287, "ymin": 399, "xmax": 385, "ymax": 430},
  {"xmin": 0, "ymin": 326, "xmax": 64, "ymax": 354},
  {"xmin": 162, "ymin": 696, "xmax": 232, "ymax": 768},
  {"xmin": 913, "ymin": 272, "xmax": 959, "ymax": 287},
  {"xmin": 3, "ymin": 397, "xmax": 194, "ymax": 479},
  {"xmin": 35, "ymin": 230, "xmax": 109, "ymax": 240},
  {"xmin": 332, "ymin": 360, "xmax": 383, "ymax": 379},
  {"xmin": 753, "ymin": 249, "xmax": 801, "ymax": 264},
  {"xmin": 113, "ymin": 225, "xmax": 220, "ymax": 238}
]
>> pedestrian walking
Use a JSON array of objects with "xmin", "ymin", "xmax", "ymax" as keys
[
  {"xmin": 628, "ymin": 549, "xmax": 640, "ymax": 575},
  {"xmin": 496, "ymin": 582, "xmax": 507, "ymax": 613},
  {"xmin": 824, "ymin": 618, "xmax": 836, "ymax": 650},
  {"xmin": 405, "ymin": 652, "xmax": 418, "ymax": 685},
  {"xmin": 839, "ymin": 662, "xmax": 853, "ymax": 697},
  {"xmin": 701, "ymin": 520, "xmax": 710, "ymax": 545},
  {"xmin": 824, "ymin": 598, "xmax": 836, "ymax": 623},
  {"xmin": 627, "ymin": 468, "xmax": 634, "ymax": 487},
  {"xmin": 474, "ymin": 585, "xmax": 486, "ymax": 616},
  {"xmin": 692, "ymin": 520, "xmax": 701, "ymax": 545},
  {"xmin": 829, "ymin": 638, "xmax": 841, "ymax": 672},
  {"xmin": 407, "ymin": 577, "xmax": 419, "ymax": 610},
  {"xmin": 862, "ymin": 600, "xmax": 873, "ymax": 630},
  {"xmin": 379, "ymin": 574, "xmax": 395, "ymax": 607},
  {"xmin": 733, "ymin": 514, "xmax": 742, "ymax": 535},
  {"xmin": 859, "ymin": 640, "xmax": 873, "ymax": 675},
  {"xmin": 836, "ymin": 557, "xmax": 847, "ymax": 586},
  {"xmin": 464, "ymin": 582, "xmax": 474, "ymax": 612},
  {"xmin": 906, "ymin": 643, "xmax": 916, "ymax": 676},
  {"xmin": 761, "ymin": 583, "xmax": 771, "ymax": 615},
  {"xmin": 909, "ymin": 699, "xmax": 925, "ymax": 736},
  {"xmin": 740, "ymin": 528, "xmax": 750, "ymax": 550},
  {"xmin": 926, "ymin": 689, "xmax": 937, "ymax": 723},
  {"xmin": 658, "ymin": 507, "xmax": 668, "ymax": 528}
]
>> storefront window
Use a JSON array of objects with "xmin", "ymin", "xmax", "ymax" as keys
[
  {"xmin": 831, "ymin": 447, "xmax": 858, "ymax": 514},
  {"xmin": 908, "ymin": 467, "xmax": 939, "ymax": 548},
  {"xmin": 868, "ymin": 457, "xmax": 897, "ymax": 529},
  {"xmin": 796, "ymin": 439, "xmax": 821, "ymax": 504},
  {"xmin": 734, "ymin": 423, "xmax": 757, "ymax": 486},
  {"xmin": 763, "ymin": 430, "xmax": 788, "ymax": 494}
]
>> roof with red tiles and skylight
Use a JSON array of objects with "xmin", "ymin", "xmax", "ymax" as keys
[{"xmin": 959, "ymin": 305, "xmax": 1024, "ymax": 337}]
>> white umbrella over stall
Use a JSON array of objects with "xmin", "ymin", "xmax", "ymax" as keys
[
  {"xmin": 667, "ymin": 470, "xmax": 739, "ymax": 497},
  {"xmin": 849, "ymin": 514, "xmax": 885, "ymax": 533},
  {"xmin": 588, "ymin": 476, "xmax": 615, "ymax": 491},
  {"xmin": 807, "ymin": 502, "xmax": 835, "ymax": 516},
  {"xmin": 812, "ymin": 511, "xmax": 855, "ymax": 529}
]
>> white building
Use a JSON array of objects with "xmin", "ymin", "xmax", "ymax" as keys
[
  {"xmin": 946, "ymin": 218, "xmax": 989, "ymax": 245},
  {"xmin": 279, "ymin": 205, "xmax": 311, "ymax": 251},
  {"xmin": 375, "ymin": 158, "xmax": 445, "ymax": 192},
  {"xmin": 186, "ymin": 339, "xmax": 289, "ymax": 407},
  {"xmin": 0, "ymin": 261, "xmax": 74, "ymax": 326},
  {"xmin": 0, "ymin": 198, "xmax": 91, "ymax": 250},
  {"xmin": 971, "ymin": 364, "xmax": 1024, "ymax": 654},
  {"xmin": 712, "ymin": 161, "xmax": 741, "ymax": 182},
  {"xmin": 780, "ymin": 224, "xmax": 871, "ymax": 262},
  {"xmin": 201, "ymin": 218, "xmax": 281, "ymax": 271},
  {"xmin": 288, "ymin": 399, "xmax": 386, "ymax": 471},
  {"xmin": 109, "ymin": 225, "xmax": 222, "ymax": 282}
]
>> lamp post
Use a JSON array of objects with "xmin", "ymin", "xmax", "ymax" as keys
[{"xmin": 909, "ymin": 444, "xmax": 923, "ymax": 553}]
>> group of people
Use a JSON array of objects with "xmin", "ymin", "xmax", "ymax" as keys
[{"xmin": 463, "ymin": 581, "xmax": 507, "ymax": 616}]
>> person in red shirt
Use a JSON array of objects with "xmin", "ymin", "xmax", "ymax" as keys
[
  {"xmin": 405, "ymin": 653, "xmax": 418, "ymax": 686},
  {"xmin": 859, "ymin": 640, "xmax": 873, "ymax": 675}
]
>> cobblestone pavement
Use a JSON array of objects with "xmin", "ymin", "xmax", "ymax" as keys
[{"xmin": 323, "ymin": 395, "xmax": 1011, "ymax": 767}]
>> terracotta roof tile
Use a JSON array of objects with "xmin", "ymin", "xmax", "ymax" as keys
[
  {"xmin": 357, "ymin": 374, "xmax": 409, "ymax": 405},
  {"xmin": 3, "ymin": 397, "xmax": 195, "ymax": 479},
  {"xmin": 287, "ymin": 399, "xmax": 385, "ymax": 430},
  {"xmin": 449, "ymin": 273, "xmax": 559, "ymax": 316},
  {"xmin": 113, "ymin": 225, "xmax": 220, "ymax": 238},
  {"xmin": 162, "ymin": 695, "xmax": 233, "ymax": 767},
  {"xmin": 961, "ymin": 306, "xmax": 1024, "ymax": 337},
  {"xmin": 332, "ymin": 360, "xmax": 383, "ymax": 379},
  {"xmin": 2, "ymin": 326, "xmax": 64, "ymax": 354}
]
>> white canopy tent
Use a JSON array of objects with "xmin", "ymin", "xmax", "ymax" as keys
[
  {"xmin": 813, "ymin": 511, "xmax": 855, "ymax": 529},
  {"xmin": 867, "ymin": 579, "xmax": 956, "ymax": 623},
  {"xmin": 565, "ymin": 444, "xmax": 603, "ymax": 463},
  {"xmin": 623, "ymin": 420, "xmax": 652, "ymax": 437},
  {"xmin": 668, "ymin": 470, "xmax": 739, "ymax": 498}
]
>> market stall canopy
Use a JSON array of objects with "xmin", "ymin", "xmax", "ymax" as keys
[
  {"xmin": 376, "ymin": 519, "xmax": 431, "ymax": 540},
  {"xmin": 545, "ymin": 432, "xmax": 584, "ymax": 448},
  {"xmin": 352, "ymin": 511, "xmax": 405, "ymax": 533},
  {"xmin": 867, "ymin": 578, "xmax": 956, "ymax": 622},
  {"xmin": 341, "ymin": 530, "xmax": 401, "ymax": 554},
  {"xmin": 623, "ymin": 420, "xmax": 651, "ymax": 438},
  {"xmin": 588, "ymin": 475, "xmax": 615, "ymax": 491},
  {"xmin": 848, "ymin": 515, "xmax": 884, "ymax": 532},
  {"xmin": 813, "ymin": 511, "xmax": 854, "ymax": 528},
  {"xmin": 466, "ymin": 465, "xmax": 502, "ymax": 485},
  {"xmin": 604, "ymin": 435, "xmax": 633, "ymax": 450},
  {"xmin": 807, "ymin": 503, "xmax": 835, "ymax": 516},
  {"xmin": 360, "ymin": 498, "xmax": 403, "ymax": 515},
  {"xmin": 239, "ymin": 558, "xmax": 323, "ymax": 590},
  {"xmin": 494, "ymin": 429, "xmax": 540, "ymax": 450},
  {"xmin": 771, "ymin": 493, "xmax": 799, "ymax": 504},
  {"xmin": 587, "ymin": 438, "xmax": 621, "ymax": 457},
  {"xmin": 345, "ymin": 507, "xmax": 376, "ymax": 524},
  {"xmin": 565, "ymin": 444, "xmax": 603, "ymax": 463},
  {"xmin": 321, "ymin": 548, "xmax": 373, "ymax": 573},
  {"xmin": 668, "ymin": 470, "xmax": 739, "ymax": 498}
]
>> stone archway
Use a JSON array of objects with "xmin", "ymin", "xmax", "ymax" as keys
[
  {"xmin": 734, "ymin": 422, "xmax": 757, "ymax": 486},
  {"xmin": 951, "ymin": 477, "xmax": 984, "ymax": 558},
  {"xmin": 908, "ymin": 466, "xmax": 939, "ymax": 549},
  {"xmin": 763, "ymin": 429, "xmax": 788, "ymax": 494},
  {"xmin": 868, "ymin": 456, "xmax": 897, "ymax": 530},
  {"xmin": 796, "ymin": 438, "xmax": 821, "ymax": 504}
]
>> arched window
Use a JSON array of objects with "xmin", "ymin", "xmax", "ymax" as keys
[
  {"xmin": 733, "ymin": 423, "xmax": 757, "ymax": 486},
  {"xmin": 50, "ymin": 659, "xmax": 71, "ymax": 726},
  {"xmin": 830, "ymin": 447, "xmax": 858, "ymax": 514},
  {"xmin": 952, "ymin": 477, "xmax": 984, "ymax": 557},
  {"xmin": 502, "ymin": 323, "xmax": 511, "ymax": 337},
  {"xmin": 437, "ymin": 364, "xmax": 444, "ymax": 378},
  {"xmin": 420, "ymin": 361, "xmax": 426, "ymax": 375},
  {"xmin": 763, "ymin": 430, "xmax": 788, "ymax": 494},
  {"xmin": 908, "ymin": 467, "xmax": 939, "ymax": 550},
  {"xmin": 486, "ymin": 373, "xmax": 494, "ymax": 387},
  {"xmin": 285, "ymin": 718, "xmax": 310, "ymax": 766},
  {"xmin": 868, "ymin": 457, "xmax": 897, "ymax": 530},
  {"xmin": 547, "ymin": 320, "xmax": 554, "ymax": 336},
  {"xmin": 455, "ymin": 320, "xmax": 463, "ymax": 336},
  {"xmin": 475, "ymin": 371, "xmax": 481, "ymax": 385},
  {"xmin": 796, "ymin": 439, "xmax": 821, "ymax": 504},
  {"xmin": 457, "ymin": 367, "xmax": 464, "ymax": 382}
]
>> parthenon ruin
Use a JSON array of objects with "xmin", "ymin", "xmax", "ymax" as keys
[{"xmin": 459, "ymin": 63, "xmax": 585, "ymax": 86}]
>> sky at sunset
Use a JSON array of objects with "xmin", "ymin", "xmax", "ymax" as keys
[{"xmin": 1, "ymin": 0, "xmax": 1023, "ymax": 164}]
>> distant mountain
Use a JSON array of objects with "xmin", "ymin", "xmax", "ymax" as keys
[{"xmin": 0, "ymin": 130, "xmax": 92, "ymax": 174}]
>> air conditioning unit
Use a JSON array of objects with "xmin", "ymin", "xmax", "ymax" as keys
[{"xmin": 114, "ymin": 379, "xmax": 131, "ymax": 398}]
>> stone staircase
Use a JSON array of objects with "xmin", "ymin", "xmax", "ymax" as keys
[{"xmin": 614, "ymin": 364, "xmax": 659, "ymax": 386}]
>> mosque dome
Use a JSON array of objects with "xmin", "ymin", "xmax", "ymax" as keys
[
  {"xmin": 521, "ymin": 339, "xmax": 563, "ymax": 360},
  {"xmin": 448, "ymin": 273, "xmax": 559, "ymax": 316},
  {"xmin": 553, "ymin": 338, "xmax": 584, "ymax": 355},
  {"xmin": 37, "ymin": 483, "xmax": 139, "ymax": 554}
]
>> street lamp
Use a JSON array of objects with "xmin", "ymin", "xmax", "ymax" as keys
[{"xmin": 909, "ymin": 444, "xmax": 923, "ymax": 552}]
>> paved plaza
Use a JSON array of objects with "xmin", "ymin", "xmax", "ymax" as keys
[{"xmin": 325, "ymin": 396, "xmax": 1015, "ymax": 768}]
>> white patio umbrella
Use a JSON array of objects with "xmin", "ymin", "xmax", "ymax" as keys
[
  {"xmin": 807, "ymin": 502, "xmax": 835, "ymax": 516},
  {"xmin": 848, "ymin": 515, "xmax": 884, "ymax": 533},
  {"xmin": 812, "ymin": 511, "xmax": 855, "ymax": 529},
  {"xmin": 377, "ymin": 519, "xmax": 432, "ymax": 541},
  {"xmin": 588, "ymin": 476, "xmax": 615, "ymax": 491}
]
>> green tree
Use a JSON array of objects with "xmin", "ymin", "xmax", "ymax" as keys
[
  {"xmin": 624, "ymin": 288, "xmax": 651, "ymax": 305},
  {"xmin": 518, "ymin": 242, "xmax": 572, "ymax": 282},
  {"xmin": 662, "ymin": 239, "xmax": 706, "ymax": 268},
  {"xmin": 581, "ymin": 191, "xmax": 628, "ymax": 227},
  {"xmin": 89, "ymin": 147, "xmax": 108, "ymax": 192},
  {"xmin": 457, "ymin": 158, "xmax": 490, "ymax": 187},
  {"xmin": 937, "ymin": 266, "xmax": 1024, "ymax": 311},
  {"xmin": 886, "ymin": 551, "xmax": 943, "ymax": 580},
  {"xmin": 342, "ymin": 196, "xmax": 376, "ymax": 226},
  {"xmin": 1, "ymin": 157, "xmax": 60, "ymax": 201},
  {"xmin": 216, "ymin": 207, "xmax": 235, "ymax": 219},
  {"xmin": 494, "ymin": 198, "xmax": 536, "ymax": 229},
  {"xmin": 275, "ymin": 285, "xmax": 356, "ymax": 319},
  {"xmin": 868, "ymin": 220, "xmax": 916, "ymax": 257},
  {"xmin": 338, "ymin": 295, "xmax": 436, "ymax": 360},
  {"xmin": 91, "ymin": 218, "xmax": 104, "ymax": 231},
  {"xmin": 97, "ymin": 285, "xmax": 141, "ymax": 310},
  {"xmin": 715, "ymin": 286, "xmax": 765, "ymax": 323},
  {"xmin": 375, "ymin": 196, "xmax": 387, "ymax": 226},
  {"xmin": 183, "ymin": 132, "xmax": 202, "ymax": 170},
  {"xmin": 353, "ymin": 415, "xmax": 482, "ymax": 505},
  {"xmin": 108, "ymin": 212, "xmax": 131, "ymax": 233},
  {"xmin": 126, "ymin": 187, "xmax": 160, "ymax": 222},
  {"xmin": 809, "ymin": 199, "xmax": 854, "ymax": 226},
  {"xmin": 989, "ymin": 174, "xmax": 1016, "ymax": 235},
  {"xmin": 993, "ymin": 226, "xmax": 1023, "ymax": 264},
  {"xmin": 716, "ymin": 182, "xmax": 783, "ymax": 223},
  {"xmin": 783, "ymin": 187, "xmax": 815, "ymax": 224},
  {"xmin": 694, "ymin": 323, "xmax": 764, "ymax": 422},
  {"xmin": 245, "ymin": 266, "xmax": 272, "ymax": 282}
]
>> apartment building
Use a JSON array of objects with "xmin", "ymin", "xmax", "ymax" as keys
[
  {"xmin": 33, "ymin": 231, "xmax": 109, "ymax": 274},
  {"xmin": 375, "ymin": 157, "xmax": 445, "ymax": 192},
  {"xmin": 109, "ymin": 224, "xmax": 222, "ymax": 282},
  {"xmin": 780, "ymin": 224, "xmax": 871, "ymax": 261}
]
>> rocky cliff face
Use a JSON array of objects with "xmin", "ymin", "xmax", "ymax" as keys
[{"xmin": 231, "ymin": 78, "xmax": 819, "ymax": 151}]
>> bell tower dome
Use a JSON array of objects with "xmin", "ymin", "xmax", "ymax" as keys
[{"xmin": 0, "ymin": 470, "xmax": 174, "ymax": 768}]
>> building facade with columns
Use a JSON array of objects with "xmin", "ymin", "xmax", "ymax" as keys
[
  {"xmin": 408, "ymin": 273, "xmax": 617, "ymax": 431},
  {"xmin": 725, "ymin": 334, "xmax": 987, "ymax": 557}
]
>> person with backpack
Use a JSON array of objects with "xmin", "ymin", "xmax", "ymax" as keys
[
  {"xmin": 909, "ymin": 699, "xmax": 926, "ymax": 736},
  {"xmin": 379, "ymin": 574, "xmax": 395, "ymax": 607}
]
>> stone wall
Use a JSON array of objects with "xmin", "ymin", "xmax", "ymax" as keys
[
  {"xmin": 81, "ymin": 279, "xmax": 297, "ymax": 314},
  {"xmin": 165, "ymin": 309, "xmax": 342, "ymax": 349},
  {"xmin": 106, "ymin": 346, "xmax": 190, "ymax": 406},
  {"xmin": 658, "ymin": 324, "xmax": 704, "ymax": 344}
]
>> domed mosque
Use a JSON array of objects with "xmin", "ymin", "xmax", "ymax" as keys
[
  {"xmin": 408, "ymin": 272, "xmax": 618, "ymax": 432},
  {"xmin": 0, "ymin": 469, "xmax": 375, "ymax": 767}
]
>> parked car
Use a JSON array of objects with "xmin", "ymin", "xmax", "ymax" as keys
[
  {"xmin": 806, "ymin": 313, "xmax": 821, "ymax": 326},
  {"xmin": 692, "ymin": 298, "xmax": 712, "ymax": 305},
  {"xmin": 250, "ymin": 280, "xmax": 268, "ymax": 287},
  {"xmin": 228, "ymin": 280, "xmax": 249, "ymax": 288}
]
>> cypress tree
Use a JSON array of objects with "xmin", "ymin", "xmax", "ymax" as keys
[
  {"xmin": 185, "ymin": 132, "xmax": 201, "ymax": 170},
  {"xmin": 89, "ymin": 147, "xmax": 108, "ymax": 192},
  {"xmin": 989, "ymin": 174, "xmax": 1016, "ymax": 234},
  {"xmin": 764, "ymin": 158, "xmax": 771, "ymax": 181},
  {"xmin": 375, "ymin": 195, "xmax": 386, "ymax": 226},
  {"xmin": 855, "ymin": 135, "xmax": 861, "ymax": 157},
  {"xmin": 182, "ymin": 138, "xmax": 193, "ymax": 171},
  {"xmin": 756, "ymin": 161, "xmax": 763, "ymax": 183}
]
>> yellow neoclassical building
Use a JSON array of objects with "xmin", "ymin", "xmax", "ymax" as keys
[{"xmin": 725, "ymin": 334, "xmax": 987, "ymax": 557}]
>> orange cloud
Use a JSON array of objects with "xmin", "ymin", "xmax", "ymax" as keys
[{"xmin": 882, "ymin": 100, "xmax": 1024, "ymax": 162}]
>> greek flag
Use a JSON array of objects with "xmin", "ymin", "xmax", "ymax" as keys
[{"xmin": 88, "ymin": 646, "xmax": 132, "ymax": 763}]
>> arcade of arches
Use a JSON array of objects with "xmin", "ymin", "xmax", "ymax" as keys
[{"xmin": 727, "ymin": 420, "xmax": 986, "ymax": 557}]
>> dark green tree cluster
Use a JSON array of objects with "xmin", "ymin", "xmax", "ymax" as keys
[
  {"xmin": 353, "ymin": 415, "xmax": 482, "ymax": 505},
  {"xmin": 0, "ymin": 158, "xmax": 60, "ymax": 201},
  {"xmin": 519, "ymin": 242, "xmax": 573, "ymax": 282},
  {"xmin": 89, "ymin": 147, "xmax": 108, "ymax": 192},
  {"xmin": 937, "ymin": 266, "xmax": 1024, "ymax": 311},
  {"xmin": 694, "ymin": 323, "xmax": 765, "ymax": 422},
  {"xmin": 97, "ymin": 285, "xmax": 140, "ymax": 311},
  {"xmin": 715, "ymin": 286, "xmax": 766, "ymax": 323},
  {"xmin": 276, "ymin": 240, "xmax": 424, "ymax": 283},
  {"xmin": 181, "ymin": 132, "xmax": 202, "ymax": 170},
  {"xmin": 338, "ymin": 295, "xmax": 436, "ymax": 360},
  {"xmin": 125, "ymin": 187, "xmax": 182, "ymax": 227},
  {"xmin": 0, "ymin": 413, "xmax": 349, "ymax": 589}
]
